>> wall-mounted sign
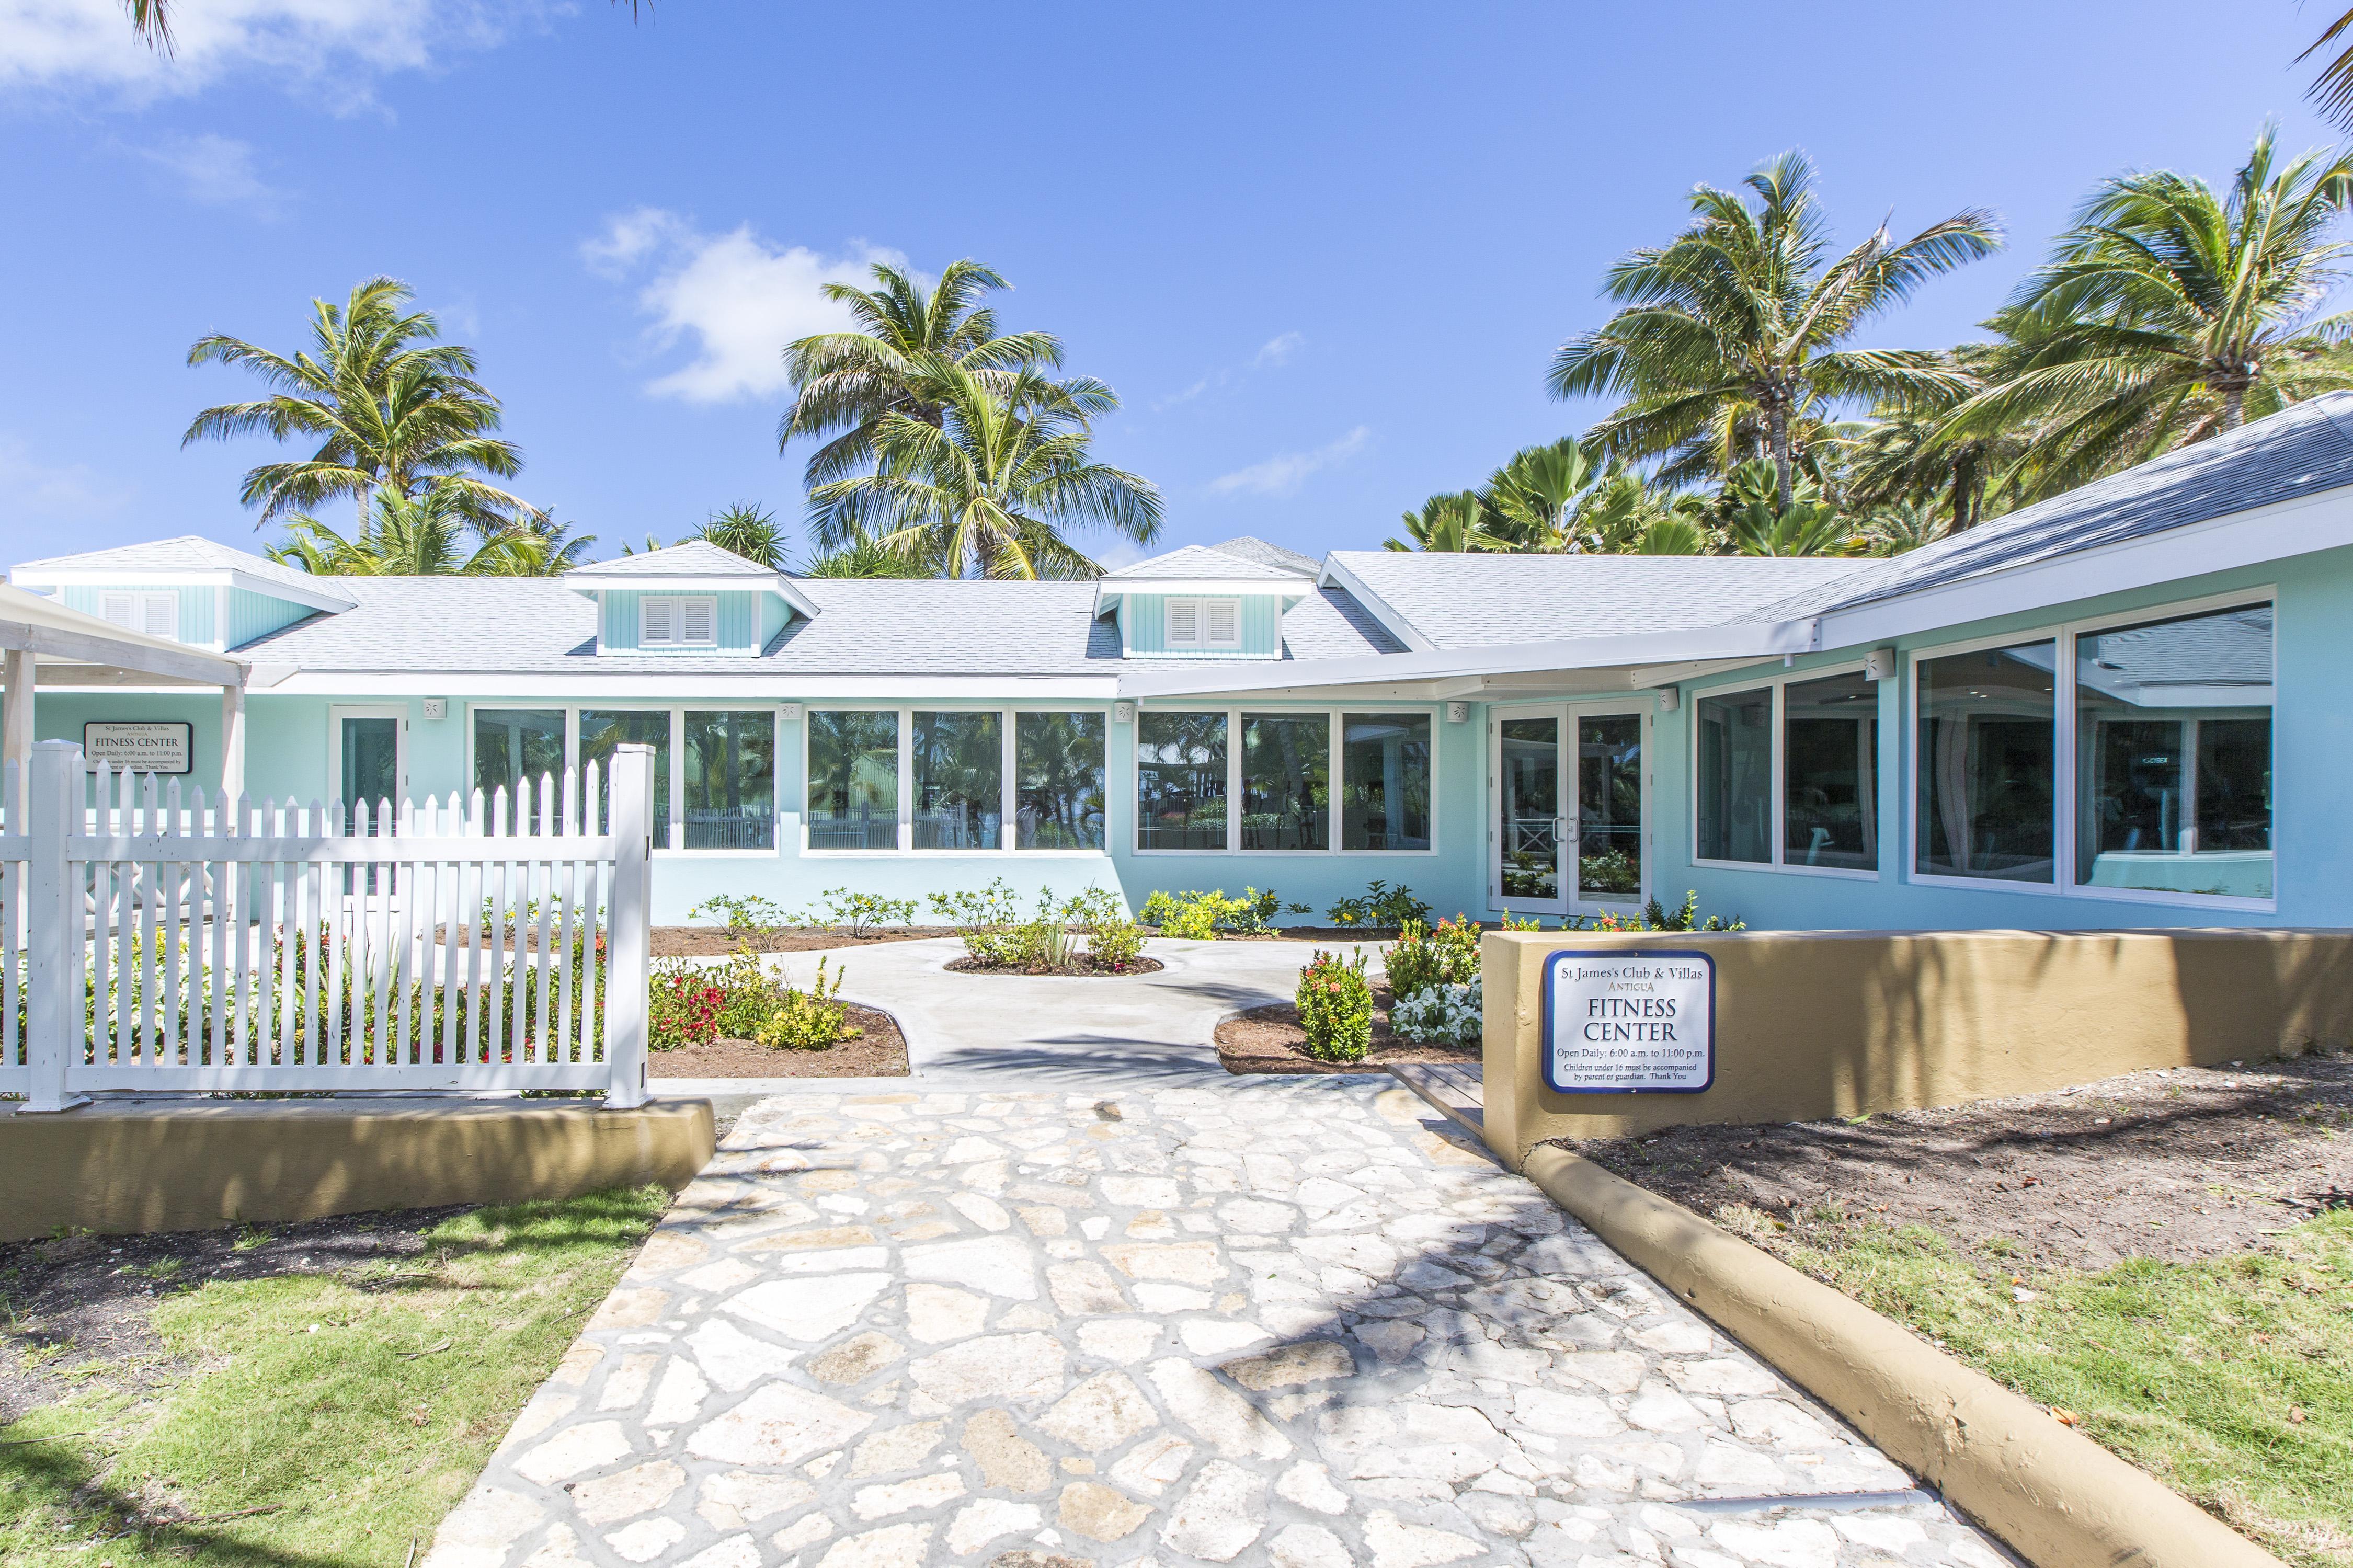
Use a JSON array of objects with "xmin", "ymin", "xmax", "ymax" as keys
[
  {"xmin": 1541, "ymin": 948, "xmax": 1715, "ymax": 1094},
  {"xmin": 84, "ymin": 720, "xmax": 193, "ymax": 775}
]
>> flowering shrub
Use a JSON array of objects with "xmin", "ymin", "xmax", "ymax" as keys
[
  {"xmin": 649, "ymin": 959, "xmax": 724, "ymax": 1048},
  {"xmin": 1575, "ymin": 890, "xmax": 1745, "ymax": 932},
  {"xmin": 1295, "ymin": 949, "xmax": 1374, "ymax": 1063},
  {"xmin": 1392, "ymin": 976, "xmax": 1482, "ymax": 1046},
  {"xmin": 752, "ymin": 956, "xmax": 859, "ymax": 1050},
  {"xmin": 1383, "ymin": 914, "xmax": 1482, "ymax": 1000}
]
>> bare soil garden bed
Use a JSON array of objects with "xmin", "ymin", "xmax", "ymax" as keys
[
  {"xmin": 653, "ymin": 925, "xmax": 957, "ymax": 956},
  {"xmin": 1214, "ymin": 989, "xmax": 1479, "ymax": 1075},
  {"xmin": 944, "ymin": 955, "xmax": 1166, "ymax": 978},
  {"xmin": 647, "ymin": 1002, "xmax": 908, "ymax": 1077}
]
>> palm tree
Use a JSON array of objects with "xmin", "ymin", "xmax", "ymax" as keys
[
  {"xmin": 1943, "ymin": 127, "xmax": 2353, "ymax": 497},
  {"xmin": 1549, "ymin": 151, "xmax": 2002, "ymax": 509},
  {"xmin": 2305, "ymin": 10, "xmax": 2353, "ymax": 130},
  {"xmin": 806, "ymin": 367, "xmax": 1161, "ymax": 579},
  {"xmin": 1842, "ymin": 346, "xmax": 2034, "ymax": 532},
  {"xmin": 803, "ymin": 537, "xmax": 942, "ymax": 578},
  {"xmin": 1858, "ymin": 499, "xmax": 1952, "ymax": 557},
  {"xmin": 693, "ymin": 502, "xmax": 788, "ymax": 568},
  {"xmin": 779, "ymin": 260, "xmax": 1090, "ymax": 488},
  {"xmin": 185, "ymin": 277, "xmax": 536, "ymax": 533},
  {"xmin": 1384, "ymin": 492, "xmax": 1509, "ymax": 553},
  {"xmin": 268, "ymin": 483, "xmax": 554, "ymax": 576}
]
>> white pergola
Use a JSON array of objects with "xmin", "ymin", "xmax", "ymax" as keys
[{"xmin": 0, "ymin": 582, "xmax": 250, "ymax": 796}]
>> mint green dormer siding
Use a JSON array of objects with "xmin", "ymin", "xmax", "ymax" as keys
[
  {"xmin": 598, "ymin": 589, "xmax": 769, "ymax": 654},
  {"xmin": 227, "ymin": 587, "xmax": 316, "ymax": 647},
  {"xmin": 1118, "ymin": 593, "xmax": 1285, "ymax": 659},
  {"xmin": 61, "ymin": 584, "xmax": 215, "ymax": 646}
]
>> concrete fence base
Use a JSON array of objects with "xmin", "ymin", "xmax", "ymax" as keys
[{"xmin": 0, "ymin": 1095, "xmax": 714, "ymax": 1240}]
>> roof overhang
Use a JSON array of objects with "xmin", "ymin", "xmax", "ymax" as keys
[
  {"xmin": 0, "ymin": 584, "xmax": 248, "ymax": 688},
  {"xmin": 1093, "ymin": 576, "xmax": 1311, "ymax": 616},
  {"xmin": 569, "ymin": 574, "xmax": 822, "ymax": 619},
  {"xmin": 10, "ymin": 565, "xmax": 355, "ymax": 616}
]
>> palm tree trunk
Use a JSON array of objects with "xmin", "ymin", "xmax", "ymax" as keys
[
  {"xmin": 2222, "ymin": 385, "xmax": 2246, "ymax": 431},
  {"xmin": 1951, "ymin": 449, "xmax": 1980, "ymax": 534},
  {"xmin": 1768, "ymin": 397, "xmax": 1794, "ymax": 510}
]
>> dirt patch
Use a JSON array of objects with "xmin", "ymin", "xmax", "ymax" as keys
[
  {"xmin": 1214, "ymin": 991, "xmax": 1480, "ymax": 1076},
  {"xmin": 1570, "ymin": 1052, "xmax": 2353, "ymax": 1272},
  {"xmin": 944, "ymin": 956, "xmax": 1166, "ymax": 978},
  {"xmin": 1274, "ymin": 926, "xmax": 1402, "ymax": 943},
  {"xmin": 653, "ymin": 926, "xmax": 957, "ymax": 956},
  {"xmin": 647, "ymin": 1003, "xmax": 908, "ymax": 1078},
  {"xmin": 0, "ymin": 1204, "xmax": 473, "ymax": 1425}
]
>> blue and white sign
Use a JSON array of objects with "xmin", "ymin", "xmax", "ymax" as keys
[{"xmin": 1541, "ymin": 949, "xmax": 1715, "ymax": 1094}]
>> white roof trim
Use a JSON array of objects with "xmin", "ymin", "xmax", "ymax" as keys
[
  {"xmin": 12, "ymin": 565, "xmax": 355, "ymax": 616},
  {"xmin": 1316, "ymin": 554, "xmax": 1435, "ymax": 653},
  {"xmin": 568, "ymin": 574, "xmax": 821, "ymax": 619},
  {"xmin": 1092, "ymin": 577, "xmax": 1309, "ymax": 615},
  {"xmin": 261, "ymin": 671, "xmax": 1121, "ymax": 699},
  {"xmin": 0, "ymin": 582, "xmax": 248, "ymax": 687}
]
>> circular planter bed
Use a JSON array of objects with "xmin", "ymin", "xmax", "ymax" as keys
[
  {"xmin": 945, "ymin": 955, "xmax": 1166, "ymax": 978},
  {"xmin": 647, "ymin": 1002, "xmax": 909, "ymax": 1077},
  {"xmin": 1215, "ymin": 988, "xmax": 1478, "ymax": 1075},
  {"xmin": 654, "ymin": 925, "xmax": 958, "ymax": 957}
]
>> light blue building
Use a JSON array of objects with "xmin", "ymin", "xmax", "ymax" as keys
[{"xmin": 5, "ymin": 394, "xmax": 2340, "ymax": 931}]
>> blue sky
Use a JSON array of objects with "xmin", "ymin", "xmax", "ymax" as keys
[{"xmin": 0, "ymin": 1, "xmax": 2343, "ymax": 570}]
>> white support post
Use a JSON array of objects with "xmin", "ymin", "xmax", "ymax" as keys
[
  {"xmin": 1, "ymin": 649, "xmax": 31, "ymax": 788},
  {"xmin": 220, "ymin": 682, "xmax": 247, "ymax": 802},
  {"xmin": 25, "ymin": 740, "xmax": 89, "ymax": 1114},
  {"xmin": 603, "ymin": 743, "xmax": 654, "ymax": 1108}
]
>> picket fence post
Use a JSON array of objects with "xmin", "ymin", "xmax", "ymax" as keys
[
  {"xmin": 603, "ymin": 743, "xmax": 653, "ymax": 1108},
  {"xmin": 25, "ymin": 741, "xmax": 89, "ymax": 1114}
]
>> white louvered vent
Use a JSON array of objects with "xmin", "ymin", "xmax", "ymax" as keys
[
  {"xmin": 640, "ymin": 594, "xmax": 717, "ymax": 648},
  {"xmin": 1204, "ymin": 598, "xmax": 1239, "ymax": 647},
  {"xmin": 679, "ymin": 597, "xmax": 715, "ymax": 645},
  {"xmin": 97, "ymin": 591, "xmax": 178, "ymax": 641},
  {"xmin": 641, "ymin": 596, "xmax": 676, "ymax": 645},
  {"xmin": 1165, "ymin": 598, "xmax": 1199, "ymax": 646}
]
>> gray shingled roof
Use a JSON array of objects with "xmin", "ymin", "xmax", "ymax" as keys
[
  {"xmin": 569, "ymin": 539, "xmax": 779, "ymax": 578},
  {"xmin": 1103, "ymin": 544, "xmax": 1305, "ymax": 581},
  {"xmin": 1210, "ymin": 536, "xmax": 1321, "ymax": 577},
  {"xmin": 13, "ymin": 534, "xmax": 356, "ymax": 604},
  {"xmin": 1329, "ymin": 551, "xmax": 1864, "ymax": 649},
  {"xmin": 1749, "ymin": 393, "xmax": 2353, "ymax": 625},
  {"xmin": 232, "ymin": 575, "xmax": 1399, "ymax": 674}
]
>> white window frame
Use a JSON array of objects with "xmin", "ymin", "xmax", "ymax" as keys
[
  {"xmin": 1163, "ymin": 597, "xmax": 1243, "ymax": 651},
  {"xmin": 802, "ymin": 705, "xmax": 1114, "ymax": 857},
  {"xmin": 463, "ymin": 703, "xmax": 783, "ymax": 856},
  {"xmin": 1130, "ymin": 705, "xmax": 1442, "ymax": 857},
  {"xmin": 639, "ymin": 594, "xmax": 718, "ymax": 649},
  {"xmin": 98, "ymin": 590, "xmax": 179, "ymax": 642},
  {"xmin": 1903, "ymin": 587, "xmax": 2277, "ymax": 912},
  {"xmin": 1687, "ymin": 663, "xmax": 1883, "ymax": 882}
]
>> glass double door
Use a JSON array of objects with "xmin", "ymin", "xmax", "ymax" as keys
[{"xmin": 1491, "ymin": 706, "xmax": 1646, "ymax": 917}]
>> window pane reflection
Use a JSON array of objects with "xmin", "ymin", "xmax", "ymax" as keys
[
  {"xmin": 1783, "ymin": 673, "xmax": 1878, "ymax": 871},
  {"xmin": 808, "ymin": 710, "xmax": 899, "ymax": 850},
  {"xmin": 1916, "ymin": 643, "xmax": 2055, "ymax": 882},
  {"xmin": 1241, "ymin": 713, "xmax": 1329, "ymax": 850},
  {"xmin": 913, "ymin": 711, "xmax": 1001, "ymax": 851},
  {"xmin": 579, "ymin": 710, "xmax": 671, "ymax": 846},
  {"xmin": 1138, "ymin": 712, "xmax": 1227, "ymax": 850},
  {"xmin": 1016, "ymin": 712, "xmax": 1105, "ymax": 850},
  {"xmin": 683, "ymin": 711, "xmax": 775, "ymax": 850},
  {"xmin": 1340, "ymin": 713, "xmax": 1431, "ymax": 851},
  {"xmin": 1696, "ymin": 689, "xmax": 1771, "ymax": 863}
]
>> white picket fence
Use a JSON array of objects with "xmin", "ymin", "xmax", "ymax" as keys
[{"xmin": 1, "ymin": 740, "xmax": 654, "ymax": 1110}]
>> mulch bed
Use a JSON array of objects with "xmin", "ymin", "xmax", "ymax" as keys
[
  {"xmin": 653, "ymin": 926, "xmax": 958, "ymax": 956},
  {"xmin": 1570, "ymin": 1051, "xmax": 2353, "ymax": 1273},
  {"xmin": 1214, "ymin": 988, "xmax": 1481, "ymax": 1075},
  {"xmin": 944, "ymin": 956, "xmax": 1166, "ymax": 978},
  {"xmin": 0, "ymin": 1205, "xmax": 472, "ymax": 1425},
  {"xmin": 646, "ymin": 1003, "xmax": 908, "ymax": 1078}
]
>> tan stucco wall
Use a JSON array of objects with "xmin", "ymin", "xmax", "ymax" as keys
[
  {"xmin": 1482, "ymin": 928, "xmax": 2353, "ymax": 1164},
  {"xmin": 0, "ymin": 1096, "xmax": 714, "ymax": 1240}
]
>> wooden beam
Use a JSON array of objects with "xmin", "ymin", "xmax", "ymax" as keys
[{"xmin": 0, "ymin": 620, "xmax": 243, "ymax": 687}]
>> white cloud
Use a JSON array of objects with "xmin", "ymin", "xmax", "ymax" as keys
[
  {"xmin": 0, "ymin": 435, "xmax": 135, "ymax": 525},
  {"xmin": 1209, "ymin": 426, "xmax": 1370, "ymax": 498},
  {"xmin": 585, "ymin": 208, "xmax": 903, "ymax": 404},
  {"xmin": 0, "ymin": 0, "xmax": 533, "ymax": 102},
  {"xmin": 1253, "ymin": 331, "xmax": 1305, "ymax": 368},
  {"xmin": 139, "ymin": 131, "xmax": 282, "ymax": 213}
]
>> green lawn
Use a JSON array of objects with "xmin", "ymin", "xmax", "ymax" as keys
[
  {"xmin": 1724, "ymin": 1204, "xmax": 2353, "ymax": 1567},
  {"xmin": 1, "ymin": 1187, "xmax": 666, "ymax": 1566}
]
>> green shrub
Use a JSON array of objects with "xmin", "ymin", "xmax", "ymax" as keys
[
  {"xmin": 930, "ymin": 879, "xmax": 1025, "ymax": 963},
  {"xmin": 1088, "ymin": 920, "xmax": 1146, "ymax": 971},
  {"xmin": 710, "ymin": 948, "xmax": 780, "ymax": 1037},
  {"xmin": 1063, "ymin": 885, "xmax": 1131, "ymax": 932},
  {"xmin": 1575, "ymin": 890, "xmax": 1745, "ymax": 932},
  {"xmin": 751, "ymin": 957, "xmax": 858, "ymax": 1050},
  {"xmin": 1295, "ymin": 949, "xmax": 1374, "ymax": 1062},
  {"xmin": 1139, "ymin": 887, "xmax": 1277, "ymax": 940},
  {"xmin": 819, "ymin": 887, "xmax": 918, "ymax": 937},
  {"xmin": 1384, "ymin": 914, "xmax": 1482, "ymax": 1000},
  {"xmin": 1325, "ymin": 879, "xmax": 1433, "ymax": 931},
  {"xmin": 690, "ymin": 894, "xmax": 793, "ymax": 935}
]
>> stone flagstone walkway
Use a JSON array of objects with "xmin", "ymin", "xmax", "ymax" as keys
[{"xmin": 423, "ymin": 1078, "xmax": 2011, "ymax": 1568}]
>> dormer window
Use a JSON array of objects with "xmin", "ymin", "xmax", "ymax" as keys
[
  {"xmin": 1166, "ymin": 597, "xmax": 1241, "ymax": 650},
  {"xmin": 98, "ymin": 591, "xmax": 178, "ymax": 641},
  {"xmin": 641, "ymin": 595, "xmax": 716, "ymax": 648}
]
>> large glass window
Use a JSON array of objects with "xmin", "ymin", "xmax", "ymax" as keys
[
  {"xmin": 1016, "ymin": 712, "xmax": 1106, "ymax": 850},
  {"xmin": 808, "ymin": 710, "xmax": 899, "ymax": 850},
  {"xmin": 1784, "ymin": 672, "xmax": 1878, "ymax": 871},
  {"xmin": 579, "ymin": 709, "xmax": 671, "ymax": 845},
  {"xmin": 1578, "ymin": 715, "xmax": 1643, "ymax": 898},
  {"xmin": 682, "ymin": 711, "xmax": 775, "ymax": 850},
  {"xmin": 1696, "ymin": 689, "xmax": 1771, "ymax": 863},
  {"xmin": 2074, "ymin": 605, "xmax": 2272, "ymax": 899},
  {"xmin": 1340, "ymin": 713, "xmax": 1431, "ymax": 851},
  {"xmin": 1241, "ymin": 713, "xmax": 1329, "ymax": 850},
  {"xmin": 1917, "ymin": 642, "xmax": 2056, "ymax": 882},
  {"xmin": 472, "ymin": 708, "xmax": 565, "ymax": 806},
  {"xmin": 1138, "ymin": 711, "xmax": 1228, "ymax": 850},
  {"xmin": 913, "ymin": 711, "xmax": 1002, "ymax": 850},
  {"xmin": 1499, "ymin": 717, "xmax": 1560, "ymax": 901}
]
